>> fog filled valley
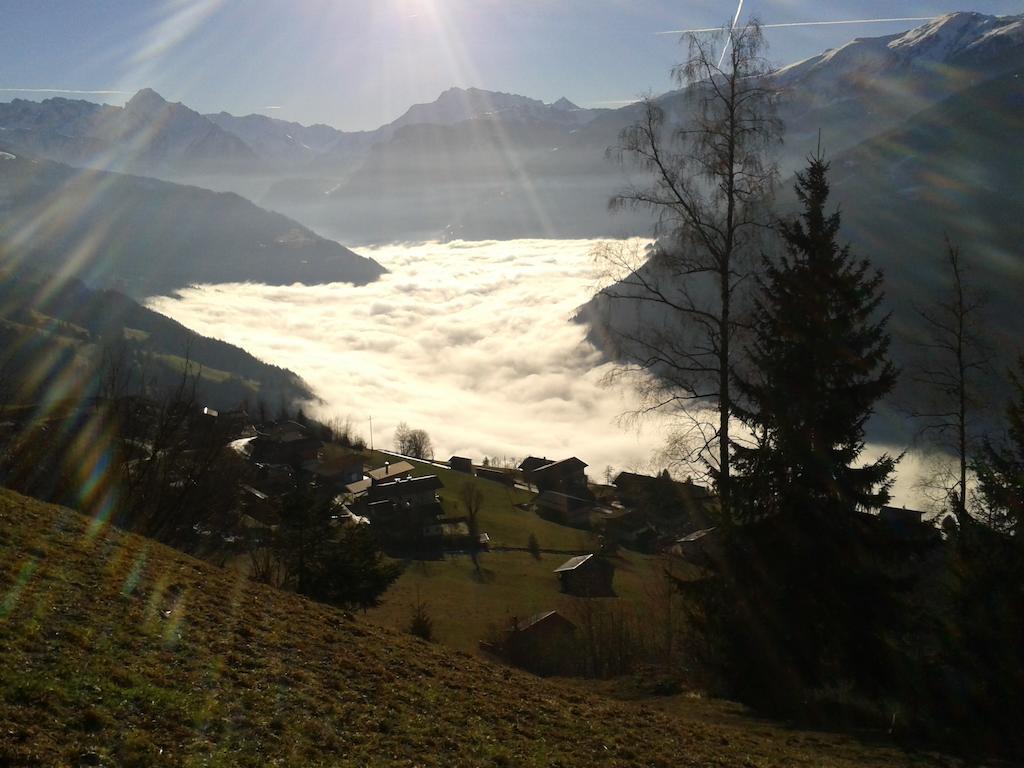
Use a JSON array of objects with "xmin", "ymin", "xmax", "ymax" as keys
[
  {"xmin": 147, "ymin": 239, "xmax": 665, "ymax": 475},
  {"xmin": 3, "ymin": 6, "xmax": 1024, "ymax": 766}
]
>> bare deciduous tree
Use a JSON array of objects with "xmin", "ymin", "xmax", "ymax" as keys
[
  {"xmin": 907, "ymin": 239, "xmax": 992, "ymax": 523},
  {"xmin": 600, "ymin": 20, "xmax": 780, "ymax": 519},
  {"xmin": 461, "ymin": 481, "xmax": 485, "ymax": 575},
  {"xmin": 393, "ymin": 421, "xmax": 434, "ymax": 460}
]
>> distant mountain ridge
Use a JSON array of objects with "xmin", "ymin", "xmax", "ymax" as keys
[
  {"xmin": 0, "ymin": 151, "xmax": 384, "ymax": 297},
  {"xmin": 385, "ymin": 87, "xmax": 601, "ymax": 132},
  {"xmin": 0, "ymin": 88, "xmax": 261, "ymax": 176},
  {"xmin": 1, "ymin": 11, "xmax": 1021, "ymax": 245}
]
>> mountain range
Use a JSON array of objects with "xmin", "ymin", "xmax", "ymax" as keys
[
  {"xmin": 2, "ymin": 11, "xmax": 1022, "ymax": 367},
  {"xmin": 0, "ymin": 151, "xmax": 383, "ymax": 297},
  {"xmin": 4, "ymin": 12, "xmax": 1020, "ymax": 245}
]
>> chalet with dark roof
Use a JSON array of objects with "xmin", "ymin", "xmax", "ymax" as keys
[
  {"xmin": 612, "ymin": 470, "xmax": 717, "ymax": 530},
  {"xmin": 365, "ymin": 474, "xmax": 445, "ymax": 541},
  {"xmin": 535, "ymin": 490, "xmax": 593, "ymax": 527},
  {"xmin": 554, "ymin": 553, "xmax": 615, "ymax": 597},
  {"xmin": 670, "ymin": 527, "xmax": 723, "ymax": 571},
  {"xmin": 532, "ymin": 457, "xmax": 589, "ymax": 496},
  {"xmin": 367, "ymin": 474, "xmax": 443, "ymax": 507},
  {"xmin": 519, "ymin": 456, "xmax": 553, "ymax": 476},
  {"xmin": 249, "ymin": 420, "xmax": 322, "ymax": 465},
  {"xmin": 368, "ymin": 461, "xmax": 415, "ymax": 483},
  {"xmin": 503, "ymin": 611, "xmax": 578, "ymax": 675},
  {"xmin": 306, "ymin": 452, "xmax": 364, "ymax": 490}
]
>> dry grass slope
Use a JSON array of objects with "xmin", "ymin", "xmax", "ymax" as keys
[{"xmin": 0, "ymin": 489, "xmax": 963, "ymax": 767}]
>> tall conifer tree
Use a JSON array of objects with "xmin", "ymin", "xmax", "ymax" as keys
[
  {"xmin": 732, "ymin": 155, "xmax": 899, "ymax": 520},
  {"xmin": 973, "ymin": 356, "xmax": 1024, "ymax": 535}
]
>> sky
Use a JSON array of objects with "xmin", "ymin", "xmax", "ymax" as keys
[{"xmin": 0, "ymin": 1, "xmax": 1021, "ymax": 131}]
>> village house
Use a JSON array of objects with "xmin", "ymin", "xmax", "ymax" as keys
[
  {"xmin": 499, "ymin": 611, "xmax": 578, "ymax": 675},
  {"xmin": 367, "ymin": 474, "xmax": 443, "ymax": 510},
  {"xmin": 368, "ymin": 460, "xmax": 415, "ymax": 483},
  {"xmin": 344, "ymin": 477, "xmax": 372, "ymax": 498},
  {"xmin": 305, "ymin": 451, "xmax": 364, "ymax": 492},
  {"xmin": 612, "ymin": 471, "xmax": 718, "ymax": 534},
  {"xmin": 518, "ymin": 456, "xmax": 554, "ymax": 484},
  {"xmin": 365, "ymin": 474, "xmax": 445, "ymax": 541},
  {"xmin": 879, "ymin": 506, "xmax": 937, "ymax": 542},
  {"xmin": 448, "ymin": 456, "xmax": 473, "ymax": 474},
  {"xmin": 595, "ymin": 506, "xmax": 661, "ymax": 551},
  {"xmin": 535, "ymin": 490, "xmax": 594, "ymax": 527},
  {"xmin": 553, "ymin": 554, "xmax": 615, "ymax": 597},
  {"xmin": 249, "ymin": 421, "xmax": 322, "ymax": 465},
  {"xmin": 670, "ymin": 527, "xmax": 723, "ymax": 571},
  {"xmin": 530, "ymin": 457, "xmax": 590, "ymax": 496}
]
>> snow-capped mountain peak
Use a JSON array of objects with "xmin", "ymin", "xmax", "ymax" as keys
[
  {"xmin": 888, "ymin": 11, "xmax": 1023, "ymax": 61},
  {"xmin": 775, "ymin": 11, "xmax": 1024, "ymax": 89}
]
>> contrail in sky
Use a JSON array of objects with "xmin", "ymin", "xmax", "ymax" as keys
[
  {"xmin": 718, "ymin": 0, "xmax": 747, "ymax": 67},
  {"xmin": 660, "ymin": 16, "xmax": 936, "ymax": 36},
  {"xmin": 0, "ymin": 88, "xmax": 129, "ymax": 95}
]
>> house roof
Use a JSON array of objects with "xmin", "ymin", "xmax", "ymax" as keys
[
  {"xmin": 880, "ymin": 506, "xmax": 925, "ymax": 522},
  {"xmin": 511, "ymin": 610, "xmax": 576, "ymax": 633},
  {"xmin": 368, "ymin": 461, "xmax": 415, "ymax": 481},
  {"xmin": 369, "ymin": 474, "xmax": 444, "ymax": 500},
  {"xmin": 519, "ymin": 456, "xmax": 553, "ymax": 473},
  {"xmin": 676, "ymin": 526, "xmax": 718, "ymax": 543},
  {"xmin": 344, "ymin": 478, "xmax": 372, "ymax": 495},
  {"xmin": 259, "ymin": 420, "xmax": 315, "ymax": 443},
  {"xmin": 553, "ymin": 554, "xmax": 595, "ymax": 573},
  {"xmin": 612, "ymin": 471, "xmax": 649, "ymax": 486},
  {"xmin": 309, "ymin": 453, "xmax": 364, "ymax": 478},
  {"xmin": 613, "ymin": 471, "xmax": 713, "ymax": 500},
  {"xmin": 532, "ymin": 457, "xmax": 587, "ymax": 476}
]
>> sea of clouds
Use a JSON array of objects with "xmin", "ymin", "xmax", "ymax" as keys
[
  {"xmin": 148, "ymin": 239, "xmax": 673, "ymax": 477},
  {"xmin": 148, "ymin": 237, "xmax": 929, "ymax": 507}
]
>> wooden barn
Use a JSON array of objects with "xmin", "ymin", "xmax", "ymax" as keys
[
  {"xmin": 553, "ymin": 554, "xmax": 615, "ymax": 597},
  {"xmin": 503, "ymin": 611, "xmax": 578, "ymax": 675},
  {"xmin": 448, "ymin": 456, "xmax": 473, "ymax": 473}
]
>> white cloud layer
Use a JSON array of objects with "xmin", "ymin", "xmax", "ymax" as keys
[
  {"xmin": 148, "ymin": 237, "xmax": 932, "ymax": 509},
  {"xmin": 148, "ymin": 239, "xmax": 671, "ymax": 477}
]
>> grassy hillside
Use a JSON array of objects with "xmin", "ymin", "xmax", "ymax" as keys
[
  {"xmin": 364, "ymin": 548, "xmax": 666, "ymax": 654},
  {"xmin": 0, "ymin": 488, "xmax": 967, "ymax": 766},
  {"xmin": 0, "ymin": 268, "xmax": 312, "ymax": 410}
]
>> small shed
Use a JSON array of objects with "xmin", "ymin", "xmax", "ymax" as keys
[
  {"xmin": 505, "ymin": 611, "xmax": 578, "ymax": 675},
  {"xmin": 670, "ymin": 527, "xmax": 722, "ymax": 571},
  {"xmin": 553, "ymin": 554, "xmax": 615, "ymax": 597},
  {"xmin": 448, "ymin": 456, "xmax": 473, "ymax": 473}
]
